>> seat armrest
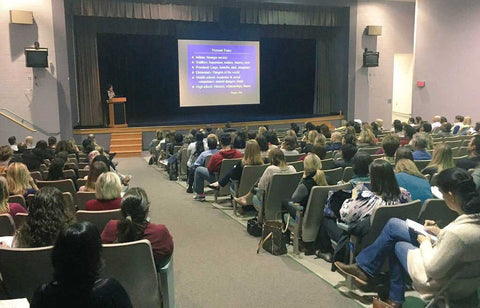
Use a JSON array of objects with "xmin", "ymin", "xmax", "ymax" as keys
[
  {"xmin": 337, "ymin": 222, "xmax": 351, "ymax": 232},
  {"xmin": 287, "ymin": 201, "xmax": 304, "ymax": 212}
]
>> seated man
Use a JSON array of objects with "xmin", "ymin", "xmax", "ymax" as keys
[
  {"xmin": 326, "ymin": 132, "xmax": 342, "ymax": 152},
  {"xmin": 186, "ymin": 136, "xmax": 218, "ymax": 193},
  {"xmin": 333, "ymin": 143, "xmax": 357, "ymax": 168},
  {"xmin": 192, "ymin": 133, "xmax": 242, "ymax": 200},
  {"xmin": 381, "ymin": 133, "xmax": 400, "ymax": 164},
  {"xmin": 456, "ymin": 135, "xmax": 480, "ymax": 170},
  {"xmin": 411, "ymin": 132, "xmax": 432, "ymax": 160}
]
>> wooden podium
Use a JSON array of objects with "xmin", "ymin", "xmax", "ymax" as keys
[{"xmin": 107, "ymin": 97, "xmax": 127, "ymax": 128}]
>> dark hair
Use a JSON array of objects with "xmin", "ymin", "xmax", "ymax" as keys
[
  {"xmin": 283, "ymin": 136, "xmax": 297, "ymax": 151},
  {"xmin": 370, "ymin": 159, "xmax": 401, "ymax": 202},
  {"xmin": 440, "ymin": 116, "xmax": 448, "ymax": 123},
  {"xmin": 343, "ymin": 133, "xmax": 357, "ymax": 145},
  {"xmin": 247, "ymin": 131, "xmax": 257, "ymax": 140},
  {"xmin": 305, "ymin": 122, "xmax": 315, "ymax": 132},
  {"xmin": 455, "ymin": 115, "xmax": 465, "ymax": 122},
  {"xmin": 16, "ymin": 187, "xmax": 74, "ymax": 247},
  {"xmin": 395, "ymin": 147, "xmax": 414, "ymax": 163},
  {"xmin": 415, "ymin": 116, "xmax": 423, "ymax": 124},
  {"xmin": 174, "ymin": 132, "xmax": 183, "ymax": 144},
  {"xmin": 437, "ymin": 168, "xmax": 480, "ymax": 214},
  {"xmin": 319, "ymin": 125, "xmax": 331, "ymax": 138},
  {"xmin": 408, "ymin": 117, "xmax": 415, "ymax": 124},
  {"xmin": 310, "ymin": 144, "xmax": 327, "ymax": 160},
  {"xmin": 268, "ymin": 148, "xmax": 287, "ymax": 167},
  {"xmin": 233, "ymin": 136, "xmax": 246, "ymax": 149},
  {"xmin": 475, "ymin": 122, "xmax": 480, "ymax": 132},
  {"xmin": 219, "ymin": 133, "xmax": 232, "ymax": 147},
  {"xmin": 48, "ymin": 136, "xmax": 57, "ymax": 147},
  {"xmin": 265, "ymin": 131, "xmax": 279, "ymax": 145},
  {"xmin": 255, "ymin": 135, "xmax": 269, "ymax": 152},
  {"xmin": 382, "ymin": 134, "xmax": 400, "ymax": 157},
  {"xmin": 35, "ymin": 140, "xmax": 48, "ymax": 150},
  {"xmin": 117, "ymin": 187, "xmax": 150, "ymax": 243},
  {"xmin": 52, "ymin": 222, "xmax": 102, "ymax": 295},
  {"xmin": 207, "ymin": 137, "xmax": 218, "ymax": 150},
  {"xmin": 194, "ymin": 132, "xmax": 205, "ymax": 155},
  {"xmin": 92, "ymin": 154, "xmax": 112, "ymax": 171},
  {"xmin": 205, "ymin": 125, "xmax": 212, "ymax": 133},
  {"xmin": 8, "ymin": 136, "xmax": 16, "ymax": 145},
  {"xmin": 352, "ymin": 152, "xmax": 373, "ymax": 177},
  {"xmin": 393, "ymin": 120, "xmax": 403, "ymax": 133},
  {"xmin": 82, "ymin": 139, "xmax": 95, "ymax": 154},
  {"xmin": 353, "ymin": 122, "xmax": 361, "ymax": 134},
  {"xmin": 443, "ymin": 123, "xmax": 452, "ymax": 133},
  {"xmin": 225, "ymin": 122, "xmax": 231, "ymax": 128},
  {"xmin": 341, "ymin": 143, "xmax": 358, "ymax": 162},
  {"xmin": 56, "ymin": 140, "xmax": 68, "ymax": 154},
  {"xmin": 85, "ymin": 161, "xmax": 108, "ymax": 190},
  {"xmin": 422, "ymin": 122, "xmax": 432, "ymax": 133},
  {"xmin": 47, "ymin": 158, "xmax": 66, "ymax": 181},
  {"xmin": 404, "ymin": 125, "xmax": 416, "ymax": 139},
  {"xmin": 290, "ymin": 123, "xmax": 300, "ymax": 134},
  {"xmin": 471, "ymin": 136, "xmax": 480, "ymax": 156}
]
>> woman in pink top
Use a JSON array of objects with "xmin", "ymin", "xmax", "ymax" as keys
[
  {"xmin": 85, "ymin": 172, "xmax": 122, "ymax": 211},
  {"xmin": 0, "ymin": 176, "xmax": 27, "ymax": 217}
]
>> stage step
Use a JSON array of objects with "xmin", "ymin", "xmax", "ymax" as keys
[{"xmin": 110, "ymin": 132, "xmax": 142, "ymax": 157}]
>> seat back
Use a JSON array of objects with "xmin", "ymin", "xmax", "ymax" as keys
[
  {"xmin": 76, "ymin": 209, "xmax": 123, "ymax": 233},
  {"xmin": 62, "ymin": 192, "xmax": 75, "ymax": 214},
  {"xmin": 302, "ymin": 183, "xmax": 351, "ymax": 242},
  {"xmin": 63, "ymin": 169, "xmax": 76, "ymax": 179},
  {"xmin": 284, "ymin": 154, "xmax": 302, "ymax": 162},
  {"xmin": 36, "ymin": 179, "xmax": 78, "ymax": 206},
  {"xmin": 179, "ymin": 148, "xmax": 188, "ymax": 179},
  {"xmin": 262, "ymin": 172, "xmax": 302, "ymax": 221},
  {"xmin": 357, "ymin": 147, "xmax": 381, "ymax": 155},
  {"xmin": 216, "ymin": 158, "xmax": 242, "ymax": 198},
  {"xmin": 78, "ymin": 169, "xmax": 89, "ymax": 178},
  {"xmin": 288, "ymin": 161, "xmax": 304, "ymax": 172},
  {"xmin": 12, "ymin": 213, "xmax": 28, "ymax": 231},
  {"xmin": 234, "ymin": 164, "xmax": 268, "ymax": 198},
  {"xmin": 321, "ymin": 158, "xmax": 335, "ymax": 170},
  {"xmin": 0, "ymin": 214, "xmax": 15, "ymax": 236},
  {"xmin": 77, "ymin": 191, "xmax": 97, "ymax": 210},
  {"xmin": 76, "ymin": 178, "xmax": 87, "ymax": 188},
  {"xmin": 414, "ymin": 160, "xmax": 431, "ymax": 171},
  {"xmin": 418, "ymin": 199, "xmax": 458, "ymax": 228},
  {"xmin": 444, "ymin": 140, "xmax": 463, "ymax": 148},
  {"xmin": 78, "ymin": 162, "xmax": 88, "ymax": 169},
  {"xmin": 323, "ymin": 167, "xmax": 343, "ymax": 185},
  {"xmin": 361, "ymin": 200, "xmax": 423, "ymax": 250},
  {"xmin": 457, "ymin": 147, "xmax": 469, "ymax": 157},
  {"xmin": 342, "ymin": 167, "xmax": 354, "ymax": 182},
  {"xmin": 324, "ymin": 151, "xmax": 333, "ymax": 159},
  {"xmin": 30, "ymin": 171, "xmax": 43, "ymax": 181},
  {"xmin": 101, "ymin": 240, "xmax": 161, "ymax": 307},
  {"xmin": 8, "ymin": 195, "xmax": 26, "ymax": 208},
  {"xmin": 453, "ymin": 155, "xmax": 469, "ymax": 164},
  {"xmin": 0, "ymin": 246, "xmax": 54, "ymax": 300}
]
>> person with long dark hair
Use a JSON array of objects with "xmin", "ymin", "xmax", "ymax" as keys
[
  {"xmin": 101, "ymin": 187, "xmax": 173, "ymax": 268},
  {"xmin": 335, "ymin": 168, "xmax": 480, "ymax": 307},
  {"xmin": 31, "ymin": 222, "xmax": 131, "ymax": 307},
  {"xmin": 13, "ymin": 187, "xmax": 74, "ymax": 248}
]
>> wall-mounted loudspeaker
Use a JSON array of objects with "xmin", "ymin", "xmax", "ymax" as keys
[
  {"xmin": 10, "ymin": 10, "xmax": 34, "ymax": 25},
  {"xmin": 366, "ymin": 25, "xmax": 382, "ymax": 36}
]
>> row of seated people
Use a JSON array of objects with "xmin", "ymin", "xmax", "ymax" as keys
[{"xmin": 161, "ymin": 119, "xmax": 480, "ymax": 307}]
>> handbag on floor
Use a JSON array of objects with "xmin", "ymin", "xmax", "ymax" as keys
[
  {"xmin": 247, "ymin": 217, "xmax": 262, "ymax": 237},
  {"xmin": 256, "ymin": 220, "xmax": 289, "ymax": 256}
]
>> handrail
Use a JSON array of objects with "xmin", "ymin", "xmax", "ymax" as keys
[{"xmin": 0, "ymin": 111, "xmax": 37, "ymax": 132}]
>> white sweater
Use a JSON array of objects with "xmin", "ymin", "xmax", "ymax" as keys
[{"xmin": 407, "ymin": 214, "xmax": 480, "ymax": 298}]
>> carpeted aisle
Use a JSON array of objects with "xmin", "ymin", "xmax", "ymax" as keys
[{"xmin": 117, "ymin": 157, "xmax": 358, "ymax": 308}]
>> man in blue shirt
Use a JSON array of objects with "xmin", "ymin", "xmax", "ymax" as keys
[
  {"xmin": 186, "ymin": 137, "xmax": 219, "ymax": 193},
  {"xmin": 411, "ymin": 132, "xmax": 432, "ymax": 160}
]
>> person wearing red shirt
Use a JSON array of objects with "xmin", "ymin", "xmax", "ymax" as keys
[
  {"xmin": 101, "ymin": 187, "xmax": 173, "ymax": 267},
  {"xmin": 192, "ymin": 133, "xmax": 242, "ymax": 201},
  {"xmin": 85, "ymin": 172, "xmax": 122, "ymax": 211}
]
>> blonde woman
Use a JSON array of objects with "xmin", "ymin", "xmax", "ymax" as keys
[
  {"xmin": 6, "ymin": 162, "xmax": 38, "ymax": 196},
  {"xmin": 284, "ymin": 153, "xmax": 327, "ymax": 219},
  {"xmin": 301, "ymin": 130, "xmax": 318, "ymax": 153},
  {"xmin": 314, "ymin": 133, "xmax": 327, "ymax": 148},
  {"xmin": 395, "ymin": 159, "xmax": 432, "ymax": 202},
  {"xmin": 0, "ymin": 177, "xmax": 27, "ymax": 217},
  {"xmin": 422, "ymin": 143, "xmax": 455, "ymax": 177},
  {"xmin": 209, "ymin": 140, "xmax": 264, "ymax": 189},
  {"xmin": 358, "ymin": 129, "xmax": 376, "ymax": 147},
  {"xmin": 85, "ymin": 172, "xmax": 122, "ymax": 211}
]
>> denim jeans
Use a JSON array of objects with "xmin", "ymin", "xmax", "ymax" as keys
[
  {"xmin": 355, "ymin": 218, "xmax": 419, "ymax": 304},
  {"xmin": 193, "ymin": 166, "xmax": 216, "ymax": 194}
]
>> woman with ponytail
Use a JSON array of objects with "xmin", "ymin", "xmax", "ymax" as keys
[
  {"xmin": 335, "ymin": 168, "xmax": 480, "ymax": 307},
  {"xmin": 101, "ymin": 187, "xmax": 174, "ymax": 267}
]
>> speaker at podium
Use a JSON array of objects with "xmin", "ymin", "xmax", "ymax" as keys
[{"xmin": 107, "ymin": 97, "xmax": 127, "ymax": 128}]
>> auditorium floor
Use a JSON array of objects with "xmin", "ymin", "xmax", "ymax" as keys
[{"xmin": 118, "ymin": 156, "xmax": 360, "ymax": 308}]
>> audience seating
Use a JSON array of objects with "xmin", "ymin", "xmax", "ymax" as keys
[
  {"xmin": 214, "ymin": 158, "xmax": 242, "ymax": 203},
  {"xmin": 159, "ymin": 259, "xmax": 176, "ymax": 308},
  {"xmin": 457, "ymin": 147, "xmax": 468, "ymax": 157},
  {"xmin": 8, "ymin": 195, "xmax": 26, "ymax": 208},
  {"xmin": 76, "ymin": 178, "xmax": 87, "ymax": 188},
  {"xmin": 284, "ymin": 154, "xmax": 302, "ymax": 162},
  {"xmin": 288, "ymin": 161, "xmax": 304, "ymax": 172},
  {"xmin": 62, "ymin": 192, "xmax": 75, "ymax": 213},
  {"xmin": 76, "ymin": 191, "xmax": 97, "ymax": 210},
  {"xmin": 0, "ymin": 214, "xmax": 15, "ymax": 236},
  {"xmin": 78, "ymin": 162, "xmax": 88, "ymax": 169},
  {"xmin": 12, "ymin": 213, "xmax": 28, "ymax": 231},
  {"xmin": 64, "ymin": 162, "xmax": 76, "ymax": 170},
  {"xmin": 63, "ymin": 169, "xmax": 76, "ymax": 179},
  {"xmin": 357, "ymin": 147, "xmax": 381, "ymax": 155},
  {"xmin": 444, "ymin": 140, "xmax": 463, "ymax": 148},
  {"xmin": 453, "ymin": 155, "xmax": 468, "ymax": 164},
  {"xmin": 231, "ymin": 164, "xmax": 268, "ymax": 215},
  {"xmin": 101, "ymin": 240, "xmax": 163, "ymax": 307},
  {"xmin": 342, "ymin": 167, "xmax": 354, "ymax": 182},
  {"xmin": 418, "ymin": 199, "xmax": 458, "ymax": 228},
  {"xmin": 78, "ymin": 169, "xmax": 89, "ymax": 178},
  {"xmin": 320, "ymin": 158, "xmax": 334, "ymax": 170},
  {"xmin": 76, "ymin": 209, "xmax": 122, "ymax": 233},
  {"xmin": 36, "ymin": 179, "xmax": 78, "ymax": 206},
  {"xmin": 323, "ymin": 167, "xmax": 343, "ymax": 185},
  {"xmin": 414, "ymin": 160, "xmax": 431, "ymax": 171},
  {"xmin": 255, "ymin": 172, "xmax": 302, "ymax": 223},
  {"xmin": 0, "ymin": 245, "xmax": 54, "ymax": 301},
  {"xmin": 178, "ymin": 148, "xmax": 188, "ymax": 181},
  {"xmin": 288, "ymin": 183, "xmax": 351, "ymax": 255},
  {"xmin": 324, "ymin": 151, "xmax": 333, "ymax": 159},
  {"xmin": 369, "ymin": 154, "xmax": 384, "ymax": 160},
  {"xmin": 30, "ymin": 171, "xmax": 43, "ymax": 181}
]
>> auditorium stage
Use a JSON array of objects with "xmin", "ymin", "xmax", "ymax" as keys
[{"xmin": 72, "ymin": 115, "xmax": 343, "ymax": 157}]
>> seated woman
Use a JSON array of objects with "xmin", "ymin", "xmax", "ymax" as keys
[
  {"xmin": 234, "ymin": 148, "xmax": 296, "ymax": 208},
  {"xmin": 85, "ymin": 172, "xmax": 122, "ymax": 211},
  {"xmin": 422, "ymin": 143, "xmax": 454, "ymax": 178},
  {"xmin": 348, "ymin": 152, "xmax": 373, "ymax": 187},
  {"xmin": 357, "ymin": 128, "xmax": 376, "ymax": 147},
  {"xmin": 101, "ymin": 187, "xmax": 174, "ymax": 268},
  {"xmin": 0, "ymin": 177, "xmax": 27, "ymax": 217},
  {"xmin": 281, "ymin": 136, "xmax": 299, "ymax": 155},
  {"xmin": 340, "ymin": 159, "xmax": 412, "ymax": 224},
  {"xmin": 209, "ymin": 140, "xmax": 264, "ymax": 189},
  {"xmin": 0, "ymin": 145, "xmax": 13, "ymax": 173},
  {"xmin": 32, "ymin": 221, "xmax": 132, "ymax": 307},
  {"xmin": 335, "ymin": 168, "xmax": 480, "ymax": 308},
  {"xmin": 91, "ymin": 154, "xmax": 130, "ymax": 186},
  {"xmin": 6, "ymin": 162, "xmax": 38, "ymax": 196},
  {"xmin": 79, "ymin": 161, "xmax": 108, "ymax": 192},
  {"xmin": 13, "ymin": 187, "xmax": 74, "ymax": 248},
  {"xmin": 394, "ymin": 159, "xmax": 433, "ymax": 203},
  {"xmin": 283, "ymin": 153, "xmax": 327, "ymax": 220},
  {"xmin": 47, "ymin": 158, "xmax": 77, "ymax": 182}
]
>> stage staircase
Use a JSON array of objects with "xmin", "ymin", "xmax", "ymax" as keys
[{"xmin": 110, "ymin": 132, "xmax": 142, "ymax": 157}]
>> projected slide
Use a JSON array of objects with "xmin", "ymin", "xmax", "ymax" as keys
[{"xmin": 178, "ymin": 40, "xmax": 260, "ymax": 107}]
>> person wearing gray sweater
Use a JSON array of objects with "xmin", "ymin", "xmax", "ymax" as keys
[{"xmin": 334, "ymin": 168, "xmax": 480, "ymax": 308}]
